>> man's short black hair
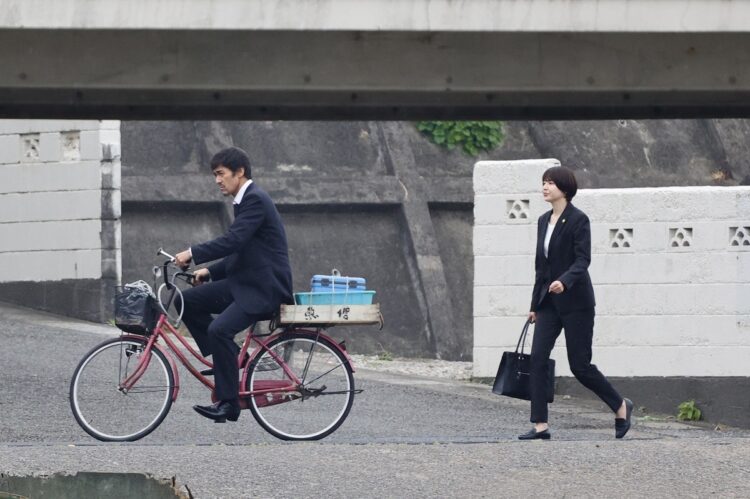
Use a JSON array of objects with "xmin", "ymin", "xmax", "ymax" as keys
[
  {"xmin": 542, "ymin": 166, "xmax": 578, "ymax": 201},
  {"xmin": 210, "ymin": 147, "xmax": 251, "ymax": 178}
]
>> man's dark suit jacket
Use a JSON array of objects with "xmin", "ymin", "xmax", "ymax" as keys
[
  {"xmin": 191, "ymin": 182, "xmax": 293, "ymax": 316},
  {"xmin": 530, "ymin": 202, "xmax": 596, "ymax": 314}
]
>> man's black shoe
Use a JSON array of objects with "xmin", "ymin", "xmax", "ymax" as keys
[
  {"xmin": 193, "ymin": 401, "xmax": 241, "ymax": 423},
  {"xmin": 615, "ymin": 398, "xmax": 634, "ymax": 439},
  {"xmin": 518, "ymin": 428, "xmax": 551, "ymax": 440}
]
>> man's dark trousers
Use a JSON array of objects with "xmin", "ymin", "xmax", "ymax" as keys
[
  {"xmin": 529, "ymin": 299, "xmax": 622, "ymax": 423},
  {"xmin": 181, "ymin": 280, "xmax": 266, "ymax": 407}
]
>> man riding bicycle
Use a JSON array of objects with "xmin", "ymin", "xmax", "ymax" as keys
[{"xmin": 175, "ymin": 146, "xmax": 293, "ymax": 423}]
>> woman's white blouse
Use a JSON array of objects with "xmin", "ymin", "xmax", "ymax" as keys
[{"xmin": 544, "ymin": 221, "xmax": 556, "ymax": 258}]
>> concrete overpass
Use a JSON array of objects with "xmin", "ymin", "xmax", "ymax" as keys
[{"xmin": 2, "ymin": 0, "xmax": 750, "ymax": 120}]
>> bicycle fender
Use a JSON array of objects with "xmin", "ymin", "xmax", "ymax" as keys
[
  {"xmin": 121, "ymin": 334, "xmax": 181, "ymax": 402},
  {"xmin": 247, "ymin": 330, "xmax": 356, "ymax": 373},
  {"xmin": 323, "ymin": 331, "xmax": 356, "ymax": 372}
]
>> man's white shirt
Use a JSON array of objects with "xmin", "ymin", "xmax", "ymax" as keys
[{"xmin": 234, "ymin": 179, "xmax": 253, "ymax": 205}]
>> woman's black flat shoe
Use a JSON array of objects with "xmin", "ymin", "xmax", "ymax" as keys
[
  {"xmin": 615, "ymin": 398, "xmax": 634, "ymax": 439},
  {"xmin": 518, "ymin": 428, "xmax": 551, "ymax": 440}
]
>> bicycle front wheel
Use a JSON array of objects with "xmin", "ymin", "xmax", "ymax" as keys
[
  {"xmin": 246, "ymin": 332, "xmax": 355, "ymax": 441},
  {"xmin": 69, "ymin": 336, "xmax": 174, "ymax": 442}
]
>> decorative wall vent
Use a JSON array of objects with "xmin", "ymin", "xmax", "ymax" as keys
[
  {"xmin": 609, "ymin": 228, "xmax": 634, "ymax": 248},
  {"xmin": 669, "ymin": 227, "xmax": 693, "ymax": 248},
  {"xmin": 62, "ymin": 131, "xmax": 81, "ymax": 162},
  {"xmin": 506, "ymin": 199, "xmax": 530, "ymax": 220},
  {"xmin": 729, "ymin": 226, "xmax": 750, "ymax": 247},
  {"xmin": 21, "ymin": 133, "xmax": 40, "ymax": 162}
]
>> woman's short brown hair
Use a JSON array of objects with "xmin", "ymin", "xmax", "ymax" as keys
[{"xmin": 542, "ymin": 166, "xmax": 578, "ymax": 201}]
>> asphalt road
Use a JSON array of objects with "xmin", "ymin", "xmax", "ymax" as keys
[{"xmin": 1, "ymin": 302, "xmax": 749, "ymax": 498}]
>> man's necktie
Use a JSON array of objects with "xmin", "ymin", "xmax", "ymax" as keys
[{"xmin": 233, "ymin": 203, "xmax": 239, "ymax": 217}]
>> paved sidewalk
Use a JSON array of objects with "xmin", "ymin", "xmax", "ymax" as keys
[{"xmin": 1, "ymin": 302, "xmax": 749, "ymax": 498}]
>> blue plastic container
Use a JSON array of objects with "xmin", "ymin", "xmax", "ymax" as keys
[
  {"xmin": 310, "ymin": 274, "xmax": 366, "ymax": 292},
  {"xmin": 294, "ymin": 291, "xmax": 375, "ymax": 305}
]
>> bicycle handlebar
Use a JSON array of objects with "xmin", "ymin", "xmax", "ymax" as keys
[
  {"xmin": 156, "ymin": 247, "xmax": 175, "ymax": 261},
  {"xmin": 154, "ymin": 248, "xmax": 197, "ymax": 289},
  {"xmin": 153, "ymin": 248, "xmax": 199, "ymax": 327}
]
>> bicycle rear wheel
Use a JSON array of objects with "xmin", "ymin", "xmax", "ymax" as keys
[
  {"xmin": 246, "ymin": 332, "xmax": 354, "ymax": 441},
  {"xmin": 69, "ymin": 336, "xmax": 174, "ymax": 442}
]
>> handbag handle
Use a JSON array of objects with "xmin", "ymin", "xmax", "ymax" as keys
[{"xmin": 514, "ymin": 319, "xmax": 532, "ymax": 355}]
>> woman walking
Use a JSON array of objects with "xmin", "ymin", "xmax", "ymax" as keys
[{"xmin": 519, "ymin": 166, "xmax": 633, "ymax": 440}]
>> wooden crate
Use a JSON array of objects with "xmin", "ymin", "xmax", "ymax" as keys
[{"xmin": 279, "ymin": 303, "xmax": 382, "ymax": 326}]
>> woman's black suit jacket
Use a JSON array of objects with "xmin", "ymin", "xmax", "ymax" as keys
[{"xmin": 530, "ymin": 203, "xmax": 596, "ymax": 314}]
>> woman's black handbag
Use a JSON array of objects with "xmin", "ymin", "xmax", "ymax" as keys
[{"xmin": 492, "ymin": 320, "xmax": 555, "ymax": 402}]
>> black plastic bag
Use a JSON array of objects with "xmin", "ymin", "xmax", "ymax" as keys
[{"xmin": 114, "ymin": 284, "xmax": 159, "ymax": 335}]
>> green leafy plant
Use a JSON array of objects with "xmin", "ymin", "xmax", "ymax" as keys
[
  {"xmin": 377, "ymin": 351, "xmax": 394, "ymax": 362},
  {"xmin": 415, "ymin": 121, "xmax": 504, "ymax": 156},
  {"xmin": 677, "ymin": 400, "xmax": 702, "ymax": 421}
]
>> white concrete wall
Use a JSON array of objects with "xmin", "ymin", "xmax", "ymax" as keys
[
  {"xmin": 0, "ymin": 120, "xmax": 121, "ymax": 282},
  {"xmin": 473, "ymin": 159, "xmax": 750, "ymax": 378}
]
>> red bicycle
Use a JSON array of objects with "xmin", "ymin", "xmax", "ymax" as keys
[{"xmin": 69, "ymin": 250, "xmax": 362, "ymax": 442}]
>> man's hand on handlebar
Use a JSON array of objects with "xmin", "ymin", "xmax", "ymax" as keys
[
  {"xmin": 174, "ymin": 249, "xmax": 192, "ymax": 270},
  {"xmin": 192, "ymin": 268, "xmax": 210, "ymax": 286}
]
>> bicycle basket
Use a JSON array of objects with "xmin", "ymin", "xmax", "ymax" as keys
[{"xmin": 114, "ymin": 284, "xmax": 159, "ymax": 335}]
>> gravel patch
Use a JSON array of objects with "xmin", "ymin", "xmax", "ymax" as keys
[{"xmin": 349, "ymin": 354, "xmax": 473, "ymax": 380}]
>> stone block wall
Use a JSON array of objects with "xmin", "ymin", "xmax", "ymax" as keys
[
  {"xmin": 473, "ymin": 159, "xmax": 750, "ymax": 378},
  {"xmin": 0, "ymin": 120, "xmax": 121, "ymax": 321}
]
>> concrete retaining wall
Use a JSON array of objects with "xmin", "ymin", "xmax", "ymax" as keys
[
  {"xmin": 118, "ymin": 119, "xmax": 750, "ymax": 361},
  {"xmin": 473, "ymin": 159, "xmax": 750, "ymax": 379},
  {"xmin": 120, "ymin": 121, "xmax": 473, "ymax": 359},
  {"xmin": 3, "ymin": 117, "xmax": 749, "ymax": 364},
  {"xmin": 0, "ymin": 120, "xmax": 121, "ymax": 321}
]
